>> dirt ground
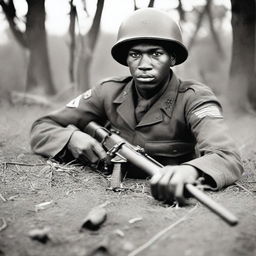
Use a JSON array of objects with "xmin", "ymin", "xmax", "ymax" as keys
[{"xmin": 0, "ymin": 101, "xmax": 256, "ymax": 256}]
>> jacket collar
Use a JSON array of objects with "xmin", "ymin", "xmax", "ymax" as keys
[
  {"xmin": 113, "ymin": 71, "xmax": 180, "ymax": 129},
  {"xmin": 113, "ymin": 79, "xmax": 137, "ymax": 129}
]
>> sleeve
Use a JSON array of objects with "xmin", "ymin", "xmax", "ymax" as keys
[
  {"xmin": 182, "ymin": 87, "xmax": 243, "ymax": 190},
  {"xmin": 30, "ymin": 84, "xmax": 107, "ymax": 159}
]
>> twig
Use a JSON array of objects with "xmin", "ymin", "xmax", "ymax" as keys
[
  {"xmin": 66, "ymin": 188, "xmax": 82, "ymax": 196},
  {"xmin": 0, "ymin": 193, "xmax": 6, "ymax": 202},
  {"xmin": 2, "ymin": 162, "xmax": 46, "ymax": 167},
  {"xmin": 235, "ymin": 182, "xmax": 254, "ymax": 196},
  {"xmin": 0, "ymin": 217, "xmax": 7, "ymax": 232},
  {"xmin": 128, "ymin": 205, "xmax": 198, "ymax": 256}
]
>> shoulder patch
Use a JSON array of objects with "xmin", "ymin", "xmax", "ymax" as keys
[
  {"xmin": 66, "ymin": 95, "xmax": 82, "ymax": 108},
  {"xmin": 83, "ymin": 89, "xmax": 92, "ymax": 99},
  {"xmin": 192, "ymin": 105, "xmax": 223, "ymax": 119}
]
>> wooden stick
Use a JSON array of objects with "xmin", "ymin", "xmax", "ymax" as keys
[
  {"xmin": 2, "ymin": 162, "xmax": 46, "ymax": 167},
  {"xmin": 0, "ymin": 193, "xmax": 6, "ymax": 202},
  {"xmin": 0, "ymin": 217, "xmax": 7, "ymax": 232},
  {"xmin": 128, "ymin": 205, "xmax": 197, "ymax": 256},
  {"xmin": 234, "ymin": 182, "xmax": 254, "ymax": 196}
]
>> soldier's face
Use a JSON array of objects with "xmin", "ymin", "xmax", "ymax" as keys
[{"xmin": 127, "ymin": 43, "xmax": 172, "ymax": 98}]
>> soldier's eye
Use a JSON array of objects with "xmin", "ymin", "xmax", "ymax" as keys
[
  {"xmin": 152, "ymin": 51, "xmax": 162, "ymax": 57},
  {"xmin": 129, "ymin": 52, "xmax": 140, "ymax": 58}
]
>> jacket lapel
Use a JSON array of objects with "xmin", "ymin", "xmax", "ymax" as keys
[{"xmin": 113, "ymin": 80, "xmax": 137, "ymax": 129}]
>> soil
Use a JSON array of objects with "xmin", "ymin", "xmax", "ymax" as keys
[{"xmin": 0, "ymin": 102, "xmax": 256, "ymax": 256}]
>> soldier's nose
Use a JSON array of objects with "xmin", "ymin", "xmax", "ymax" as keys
[{"xmin": 138, "ymin": 54, "xmax": 152, "ymax": 70}]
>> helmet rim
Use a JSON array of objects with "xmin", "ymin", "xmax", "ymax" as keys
[{"xmin": 111, "ymin": 37, "xmax": 188, "ymax": 66}]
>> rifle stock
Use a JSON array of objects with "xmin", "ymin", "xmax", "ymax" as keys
[{"xmin": 85, "ymin": 121, "xmax": 238, "ymax": 226}]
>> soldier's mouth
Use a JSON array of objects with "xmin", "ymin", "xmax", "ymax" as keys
[{"xmin": 136, "ymin": 76, "xmax": 155, "ymax": 82}]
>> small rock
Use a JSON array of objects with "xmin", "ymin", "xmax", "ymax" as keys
[
  {"xmin": 122, "ymin": 241, "xmax": 135, "ymax": 252},
  {"xmin": 128, "ymin": 217, "xmax": 143, "ymax": 224},
  {"xmin": 80, "ymin": 206, "xmax": 107, "ymax": 231},
  {"xmin": 113, "ymin": 229, "xmax": 125, "ymax": 237},
  {"xmin": 35, "ymin": 200, "xmax": 53, "ymax": 212},
  {"xmin": 28, "ymin": 227, "xmax": 50, "ymax": 244}
]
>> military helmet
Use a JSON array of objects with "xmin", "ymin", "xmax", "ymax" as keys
[{"xmin": 111, "ymin": 8, "xmax": 188, "ymax": 66}]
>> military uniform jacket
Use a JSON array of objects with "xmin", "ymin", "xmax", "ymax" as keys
[{"xmin": 30, "ymin": 72, "xmax": 243, "ymax": 189}]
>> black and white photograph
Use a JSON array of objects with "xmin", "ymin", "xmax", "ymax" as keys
[{"xmin": 0, "ymin": 0, "xmax": 255, "ymax": 255}]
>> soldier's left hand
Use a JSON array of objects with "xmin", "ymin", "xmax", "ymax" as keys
[{"xmin": 150, "ymin": 165, "xmax": 199, "ymax": 205}]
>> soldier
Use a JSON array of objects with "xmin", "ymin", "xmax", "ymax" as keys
[{"xmin": 30, "ymin": 8, "xmax": 243, "ymax": 204}]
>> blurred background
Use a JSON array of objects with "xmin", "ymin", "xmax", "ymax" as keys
[{"xmin": 0, "ymin": 0, "xmax": 255, "ymax": 112}]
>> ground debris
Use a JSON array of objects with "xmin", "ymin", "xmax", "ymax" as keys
[
  {"xmin": 128, "ymin": 217, "xmax": 143, "ymax": 224},
  {"xmin": 1, "ymin": 161, "xmax": 46, "ymax": 167},
  {"xmin": 234, "ymin": 182, "xmax": 255, "ymax": 195},
  {"xmin": 122, "ymin": 241, "xmax": 135, "ymax": 252},
  {"xmin": 0, "ymin": 217, "xmax": 7, "ymax": 232},
  {"xmin": 35, "ymin": 200, "xmax": 54, "ymax": 212},
  {"xmin": 0, "ymin": 193, "xmax": 6, "ymax": 202},
  {"xmin": 7, "ymin": 195, "xmax": 19, "ymax": 201},
  {"xmin": 127, "ymin": 205, "xmax": 197, "ymax": 256},
  {"xmin": 87, "ymin": 238, "xmax": 112, "ymax": 256},
  {"xmin": 66, "ymin": 188, "xmax": 82, "ymax": 196},
  {"xmin": 80, "ymin": 205, "xmax": 107, "ymax": 231},
  {"xmin": 113, "ymin": 229, "xmax": 125, "ymax": 237},
  {"xmin": 28, "ymin": 227, "xmax": 51, "ymax": 244}
]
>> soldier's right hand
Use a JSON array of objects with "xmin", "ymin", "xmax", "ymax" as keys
[{"xmin": 67, "ymin": 131, "xmax": 107, "ymax": 163}]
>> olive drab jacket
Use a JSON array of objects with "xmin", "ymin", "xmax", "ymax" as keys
[{"xmin": 30, "ymin": 72, "xmax": 243, "ymax": 189}]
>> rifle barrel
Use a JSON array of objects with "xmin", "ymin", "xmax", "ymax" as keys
[{"xmin": 85, "ymin": 121, "xmax": 238, "ymax": 226}]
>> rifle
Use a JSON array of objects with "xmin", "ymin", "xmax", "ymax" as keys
[{"xmin": 85, "ymin": 121, "xmax": 238, "ymax": 226}]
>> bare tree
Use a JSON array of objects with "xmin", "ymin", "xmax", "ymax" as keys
[
  {"xmin": 133, "ymin": 0, "xmax": 155, "ymax": 10},
  {"xmin": 69, "ymin": 0, "xmax": 77, "ymax": 83},
  {"xmin": 26, "ymin": 0, "xmax": 55, "ymax": 95},
  {"xmin": 229, "ymin": 0, "xmax": 256, "ymax": 111},
  {"xmin": 177, "ymin": 0, "xmax": 185, "ymax": 22},
  {"xmin": 188, "ymin": 0, "xmax": 224, "ymax": 57},
  {"xmin": 76, "ymin": 0, "xmax": 105, "ymax": 92},
  {"xmin": 0, "ymin": 0, "xmax": 56, "ymax": 95}
]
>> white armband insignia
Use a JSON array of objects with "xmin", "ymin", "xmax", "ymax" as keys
[
  {"xmin": 193, "ymin": 105, "xmax": 223, "ymax": 119},
  {"xmin": 66, "ymin": 95, "xmax": 82, "ymax": 108}
]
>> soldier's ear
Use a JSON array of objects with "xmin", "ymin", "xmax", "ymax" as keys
[{"xmin": 170, "ymin": 55, "xmax": 176, "ymax": 66}]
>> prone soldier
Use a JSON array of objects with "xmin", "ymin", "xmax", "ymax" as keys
[{"xmin": 30, "ymin": 8, "xmax": 243, "ymax": 204}]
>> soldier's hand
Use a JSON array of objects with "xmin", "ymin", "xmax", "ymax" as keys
[
  {"xmin": 68, "ymin": 131, "xmax": 107, "ymax": 163},
  {"xmin": 150, "ymin": 165, "xmax": 199, "ymax": 205}
]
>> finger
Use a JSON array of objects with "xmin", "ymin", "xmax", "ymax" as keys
[
  {"xmin": 79, "ymin": 154, "xmax": 91, "ymax": 165},
  {"xmin": 174, "ymin": 182, "xmax": 186, "ymax": 205},
  {"xmin": 157, "ymin": 170, "xmax": 174, "ymax": 201},
  {"xmin": 84, "ymin": 148, "xmax": 99, "ymax": 163},
  {"xmin": 92, "ymin": 142, "xmax": 107, "ymax": 160},
  {"xmin": 150, "ymin": 173, "xmax": 162, "ymax": 200},
  {"xmin": 167, "ymin": 181, "xmax": 176, "ymax": 203},
  {"xmin": 169, "ymin": 175, "xmax": 186, "ymax": 205}
]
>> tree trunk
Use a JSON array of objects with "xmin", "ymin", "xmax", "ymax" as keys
[
  {"xmin": 69, "ymin": 0, "xmax": 77, "ymax": 83},
  {"xmin": 26, "ymin": 0, "xmax": 56, "ymax": 95},
  {"xmin": 0, "ymin": 0, "xmax": 28, "ymax": 48},
  {"xmin": 77, "ymin": 0, "xmax": 105, "ymax": 92},
  {"xmin": 229, "ymin": 0, "xmax": 256, "ymax": 111},
  {"xmin": 77, "ymin": 38, "xmax": 92, "ymax": 93}
]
